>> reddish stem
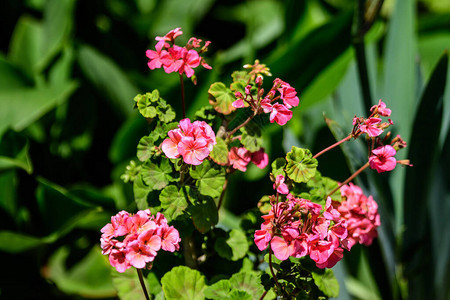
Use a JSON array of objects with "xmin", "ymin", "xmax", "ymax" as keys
[
  {"xmin": 136, "ymin": 268, "xmax": 150, "ymax": 300},
  {"xmin": 326, "ymin": 161, "xmax": 370, "ymax": 198},
  {"xmin": 313, "ymin": 134, "xmax": 353, "ymax": 159}
]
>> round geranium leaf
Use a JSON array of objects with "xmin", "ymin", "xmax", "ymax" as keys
[{"xmin": 285, "ymin": 146, "xmax": 318, "ymax": 183}]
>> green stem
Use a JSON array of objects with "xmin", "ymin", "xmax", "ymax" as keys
[
  {"xmin": 326, "ymin": 161, "xmax": 370, "ymax": 198},
  {"xmin": 268, "ymin": 247, "xmax": 282, "ymax": 293},
  {"xmin": 179, "ymin": 74, "xmax": 186, "ymax": 118},
  {"xmin": 136, "ymin": 268, "xmax": 150, "ymax": 300},
  {"xmin": 313, "ymin": 134, "xmax": 353, "ymax": 159}
]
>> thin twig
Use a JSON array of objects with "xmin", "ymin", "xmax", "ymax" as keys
[
  {"xmin": 326, "ymin": 161, "xmax": 370, "ymax": 198},
  {"xmin": 313, "ymin": 134, "xmax": 353, "ymax": 159}
]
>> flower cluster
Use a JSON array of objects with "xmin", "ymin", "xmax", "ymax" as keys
[
  {"xmin": 335, "ymin": 183, "xmax": 380, "ymax": 249},
  {"xmin": 351, "ymin": 100, "xmax": 410, "ymax": 173},
  {"xmin": 254, "ymin": 177, "xmax": 380, "ymax": 268},
  {"xmin": 146, "ymin": 27, "xmax": 211, "ymax": 79},
  {"xmin": 233, "ymin": 77, "xmax": 300, "ymax": 126},
  {"xmin": 228, "ymin": 147, "xmax": 269, "ymax": 172},
  {"xmin": 100, "ymin": 210, "xmax": 180, "ymax": 273},
  {"xmin": 161, "ymin": 118, "xmax": 216, "ymax": 165},
  {"xmin": 352, "ymin": 99, "xmax": 393, "ymax": 138}
]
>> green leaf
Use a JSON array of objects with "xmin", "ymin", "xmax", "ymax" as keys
[
  {"xmin": 209, "ymin": 137, "xmax": 229, "ymax": 166},
  {"xmin": 208, "ymin": 82, "xmax": 236, "ymax": 115},
  {"xmin": 159, "ymin": 185, "xmax": 189, "ymax": 221},
  {"xmin": 47, "ymin": 246, "xmax": 115, "ymax": 298},
  {"xmin": 402, "ymin": 51, "xmax": 448, "ymax": 294},
  {"xmin": 214, "ymin": 229, "xmax": 249, "ymax": 261},
  {"xmin": 0, "ymin": 130, "xmax": 33, "ymax": 174},
  {"xmin": 203, "ymin": 280, "xmax": 232, "ymax": 299},
  {"xmin": 0, "ymin": 82, "xmax": 78, "ymax": 135},
  {"xmin": 229, "ymin": 271, "xmax": 265, "ymax": 298},
  {"xmin": 240, "ymin": 125, "xmax": 263, "ymax": 152},
  {"xmin": 161, "ymin": 266, "xmax": 206, "ymax": 300},
  {"xmin": 133, "ymin": 173, "xmax": 151, "ymax": 209},
  {"xmin": 189, "ymin": 195, "xmax": 218, "ymax": 233},
  {"xmin": 228, "ymin": 290, "xmax": 252, "ymax": 300},
  {"xmin": 271, "ymin": 157, "xmax": 286, "ymax": 178},
  {"xmin": 0, "ymin": 231, "xmax": 47, "ymax": 253},
  {"xmin": 78, "ymin": 45, "xmax": 138, "ymax": 117},
  {"xmin": 312, "ymin": 269, "xmax": 339, "ymax": 298},
  {"xmin": 141, "ymin": 159, "xmax": 173, "ymax": 190},
  {"xmin": 285, "ymin": 146, "xmax": 318, "ymax": 183},
  {"xmin": 112, "ymin": 268, "xmax": 159, "ymax": 300},
  {"xmin": 189, "ymin": 160, "xmax": 225, "ymax": 198},
  {"xmin": 137, "ymin": 136, "xmax": 156, "ymax": 162}
]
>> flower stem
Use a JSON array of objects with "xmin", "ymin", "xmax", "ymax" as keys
[
  {"xmin": 313, "ymin": 134, "xmax": 353, "ymax": 159},
  {"xmin": 227, "ymin": 113, "xmax": 256, "ymax": 138},
  {"xmin": 136, "ymin": 268, "xmax": 150, "ymax": 300},
  {"xmin": 259, "ymin": 290, "xmax": 268, "ymax": 300},
  {"xmin": 179, "ymin": 74, "xmax": 186, "ymax": 118},
  {"xmin": 268, "ymin": 247, "xmax": 282, "ymax": 293},
  {"xmin": 217, "ymin": 177, "xmax": 228, "ymax": 210},
  {"xmin": 326, "ymin": 161, "xmax": 370, "ymax": 198}
]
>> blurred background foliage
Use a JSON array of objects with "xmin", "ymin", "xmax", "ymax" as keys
[{"xmin": 0, "ymin": 0, "xmax": 449, "ymax": 299}]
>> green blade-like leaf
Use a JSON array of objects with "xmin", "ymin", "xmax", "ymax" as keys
[
  {"xmin": 159, "ymin": 185, "xmax": 189, "ymax": 221},
  {"xmin": 0, "ymin": 231, "xmax": 47, "ymax": 253},
  {"xmin": 0, "ymin": 82, "xmax": 78, "ymax": 135},
  {"xmin": 285, "ymin": 146, "xmax": 318, "ymax": 183},
  {"xmin": 402, "ymin": 51, "xmax": 448, "ymax": 297},
  {"xmin": 47, "ymin": 246, "xmax": 115, "ymax": 298},
  {"xmin": 189, "ymin": 160, "xmax": 225, "ymax": 198},
  {"xmin": 78, "ymin": 45, "xmax": 138, "ymax": 117},
  {"xmin": 161, "ymin": 266, "xmax": 206, "ymax": 300},
  {"xmin": 0, "ymin": 130, "xmax": 33, "ymax": 174}
]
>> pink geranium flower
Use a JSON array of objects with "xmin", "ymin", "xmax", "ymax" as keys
[
  {"xmin": 273, "ymin": 174, "xmax": 289, "ymax": 194},
  {"xmin": 161, "ymin": 118, "xmax": 216, "ymax": 165},
  {"xmin": 269, "ymin": 103, "xmax": 292, "ymax": 125},
  {"xmin": 101, "ymin": 210, "xmax": 180, "ymax": 273},
  {"xmin": 359, "ymin": 117, "xmax": 383, "ymax": 137},
  {"xmin": 370, "ymin": 99, "xmax": 391, "ymax": 117},
  {"xmin": 250, "ymin": 148, "xmax": 269, "ymax": 169},
  {"xmin": 228, "ymin": 147, "xmax": 251, "ymax": 172},
  {"xmin": 369, "ymin": 145, "xmax": 397, "ymax": 173}
]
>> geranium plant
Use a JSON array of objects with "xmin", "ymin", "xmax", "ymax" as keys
[{"xmin": 100, "ymin": 28, "xmax": 410, "ymax": 299}]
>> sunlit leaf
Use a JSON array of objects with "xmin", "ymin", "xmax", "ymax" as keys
[
  {"xmin": 161, "ymin": 266, "xmax": 206, "ymax": 300},
  {"xmin": 285, "ymin": 146, "xmax": 318, "ymax": 183},
  {"xmin": 214, "ymin": 229, "xmax": 249, "ymax": 261},
  {"xmin": 208, "ymin": 82, "xmax": 236, "ymax": 115},
  {"xmin": 209, "ymin": 137, "xmax": 229, "ymax": 166},
  {"xmin": 312, "ymin": 269, "xmax": 339, "ymax": 298},
  {"xmin": 189, "ymin": 160, "xmax": 225, "ymax": 198},
  {"xmin": 203, "ymin": 280, "xmax": 232, "ymax": 299},
  {"xmin": 240, "ymin": 125, "xmax": 263, "ymax": 152},
  {"xmin": 141, "ymin": 159, "xmax": 173, "ymax": 190}
]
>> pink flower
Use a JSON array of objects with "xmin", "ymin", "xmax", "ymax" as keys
[
  {"xmin": 278, "ymin": 81, "xmax": 299, "ymax": 108},
  {"xmin": 155, "ymin": 27, "xmax": 183, "ymax": 43},
  {"xmin": 370, "ymin": 99, "xmax": 391, "ymax": 117},
  {"xmin": 359, "ymin": 117, "xmax": 383, "ymax": 137},
  {"xmin": 161, "ymin": 118, "xmax": 216, "ymax": 165},
  {"xmin": 109, "ymin": 249, "xmax": 130, "ymax": 273},
  {"xmin": 273, "ymin": 174, "xmax": 289, "ymax": 194},
  {"xmin": 269, "ymin": 103, "xmax": 292, "ymax": 126},
  {"xmin": 228, "ymin": 147, "xmax": 251, "ymax": 172},
  {"xmin": 250, "ymin": 148, "xmax": 269, "ymax": 169},
  {"xmin": 369, "ymin": 145, "xmax": 397, "ymax": 173},
  {"xmin": 146, "ymin": 41, "xmax": 168, "ymax": 70},
  {"xmin": 101, "ymin": 210, "xmax": 180, "ymax": 272},
  {"xmin": 178, "ymin": 136, "xmax": 210, "ymax": 165},
  {"xmin": 159, "ymin": 225, "xmax": 181, "ymax": 252},
  {"xmin": 178, "ymin": 48, "xmax": 201, "ymax": 78},
  {"xmin": 271, "ymin": 236, "xmax": 297, "ymax": 261}
]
